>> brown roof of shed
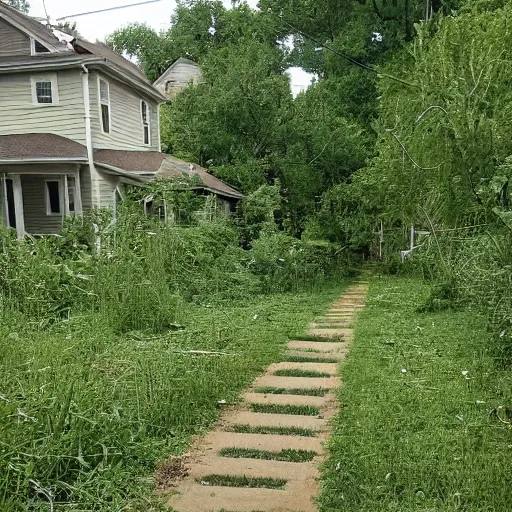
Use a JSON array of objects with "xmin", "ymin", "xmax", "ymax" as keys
[{"xmin": 0, "ymin": 133, "xmax": 87, "ymax": 160}]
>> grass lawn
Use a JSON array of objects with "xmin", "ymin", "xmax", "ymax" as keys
[
  {"xmin": 320, "ymin": 277, "xmax": 512, "ymax": 512},
  {"xmin": 0, "ymin": 280, "xmax": 345, "ymax": 511}
]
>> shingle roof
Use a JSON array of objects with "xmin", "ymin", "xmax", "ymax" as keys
[
  {"xmin": 72, "ymin": 39, "xmax": 151, "ymax": 85},
  {"xmin": 0, "ymin": 2, "xmax": 62, "ymax": 51},
  {"xmin": 0, "ymin": 4, "xmax": 164, "ymax": 101},
  {"xmin": 0, "ymin": 133, "xmax": 87, "ymax": 160},
  {"xmin": 94, "ymin": 150, "xmax": 245, "ymax": 199}
]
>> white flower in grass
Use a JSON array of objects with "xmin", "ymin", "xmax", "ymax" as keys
[
  {"xmin": 253, "ymin": 314, "xmax": 258, "ymax": 320},
  {"xmin": 401, "ymin": 368, "xmax": 407, "ymax": 373},
  {"xmin": 462, "ymin": 370, "xmax": 471, "ymax": 380}
]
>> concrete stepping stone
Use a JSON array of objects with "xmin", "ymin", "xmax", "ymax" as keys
[
  {"xmin": 310, "ymin": 321, "xmax": 352, "ymax": 328},
  {"xmin": 226, "ymin": 411, "xmax": 329, "ymax": 431},
  {"xmin": 284, "ymin": 350, "xmax": 347, "ymax": 361},
  {"xmin": 307, "ymin": 328, "xmax": 353, "ymax": 338},
  {"xmin": 287, "ymin": 340, "xmax": 347, "ymax": 351},
  {"xmin": 203, "ymin": 431, "xmax": 325, "ymax": 453},
  {"xmin": 253, "ymin": 375, "xmax": 340, "ymax": 390},
  {"xmin": 244, "ymin": 392, "xmax": 328, "ymax": 408},
  {"xmin": 189, "ymin": 454, "xmax": 320, "ymax": 481},
  {"xmin": 267, "ymin": 362, "xmax": 338, "ymax": 375},
  {"xmin": 169, "ymin": 482, "xmax": 318, "ymax": 512}
]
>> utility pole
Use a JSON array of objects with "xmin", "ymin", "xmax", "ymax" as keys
[{"xmin": 425, "ymin": 0, "xmax": 432, "ymax": 22}]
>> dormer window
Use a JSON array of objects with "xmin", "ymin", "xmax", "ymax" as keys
[
  {"xmin": 99, "ymin": 79, "xmax": 111, "ymax": 133},
  {"xmin": 141, "ymin": 100, "xmax": 151, "ymax": 145},
  {"xmin": 30, "ymin": 74, "xmax": 59, "ymax": 105},
  {"xmin": 30, "ymin": 38, "xmax": 50, "ymax": 55}
]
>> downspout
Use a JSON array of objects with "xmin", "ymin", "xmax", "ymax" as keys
[{"xmin": 81, "ymin": 64, "xmax": 101, "ymax": 207}]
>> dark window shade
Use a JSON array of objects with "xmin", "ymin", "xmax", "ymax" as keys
[
  {"xmin": 34, "ymin": 40, "xmax": 50, "ymax": 53},
  {"xmin": 46, "ymin": 181, "xmax": 60, "ymax": 214},
  {"xmin": 5, "ymin": 179, "xmax": 16, "ymax": 228},
  {"xmin": 101, "ymin": 104, "xmax": 110, "ymax": 133},
  {"xmin": 144, "ymin": 125, "xmax": 150, "ymax": 145}
]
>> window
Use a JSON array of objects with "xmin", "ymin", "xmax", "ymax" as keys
[
  {"xmin": 45, "ymin": 181, "xmax": 61, "ymax": 215},
  {"xmin": 36, "ymin": 81, "xmax": 52, "ymax": 103},
  {"xmin": 99, "ymin": 79, "xmax": 110, "ymax": 133},
  {"xmin": 141, "ymin": 100, "xmax": 151, "ymax": 145},
  {"xmin": 30, "ymin": 38, "xmax": 50, "ymax": 54},
  {"xmin": 30, "ymin": 74, "xmax": 59, "ymax": 105}
]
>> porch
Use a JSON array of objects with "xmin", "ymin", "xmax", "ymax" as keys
[{"xmin": 1, "ymin": 165, "xmax": 85, "ymax": 240}]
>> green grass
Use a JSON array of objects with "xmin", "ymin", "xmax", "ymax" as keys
[
  {"xmin": 253, "ymin": 386, "xmax": 331, "ymax": 396},
  {"xmin": 248, "ymin": 403, "xmax": 320, "ymax": 415},
  {"xmin": 320, "ymin": 276, "xmax": 512, "ymax": 512},
  {"xmin": 273, "ymin": 369, "xmax": 331, "ymax": 377},
  {"xmin": 289, "ymin": 334, "xmax": 345, "ymax": 342},
  {"xmin": 219, "ymin": 447, "xmax": 317, "ymax": 462},
  {"xmin": 283, "ymin": 355, "xmax": 340, "ymax": 363},
  {"xmin": 0, "ymin": 281, "xmax": 345, "ymax": 510},
  {"xmin": 230, "ymin": 424, "xmax": 317, "ymax": 437},
  {"xmin": 197, "ymin": 475, "xmax": 287, "ymax": 489}
]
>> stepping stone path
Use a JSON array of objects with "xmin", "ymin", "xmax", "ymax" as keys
[{"xmin": 167, "ymin": 282, "xmax": 369, "ymax": 512}]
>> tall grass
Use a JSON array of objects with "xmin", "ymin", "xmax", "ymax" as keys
[{"xmin": 0, "ymin": 200, "xmax": 346, "ymax": 509}]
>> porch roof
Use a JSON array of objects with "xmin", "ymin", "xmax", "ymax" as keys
[
  {"xmin": 0, "ymin": 133, "xmax": 87, "ymax": 163},
  {"xmin": 94, "ymin": 150, "xmax": 245, "ymax": 200}
]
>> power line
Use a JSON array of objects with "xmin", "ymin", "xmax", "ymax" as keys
[
  {"xmin": 55, "ymin": 0, "xmax": 162, "ymax": 21},
  {"xmin": 279, "ymin": 17, "xmax": 416, "ymax": 88}
]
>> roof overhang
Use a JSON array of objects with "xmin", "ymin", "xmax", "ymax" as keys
[
  {"xmin": 0, "ymin": 157, "xmax": 87, "ymax": 165},
  {"xmin": 0, "ymin": 57, "xmax": 166, "ymax": 104}
]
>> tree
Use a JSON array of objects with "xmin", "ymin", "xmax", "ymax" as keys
[{"xmin": 2, "ymin": 0, "xmax": 29, "ymax": 12}]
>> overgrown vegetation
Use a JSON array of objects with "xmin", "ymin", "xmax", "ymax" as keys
[{"xmin": 0, "ymin": 189, "xmax": 345, "ymax": 509}]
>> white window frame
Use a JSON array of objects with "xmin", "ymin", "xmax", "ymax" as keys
[
  {"xmin": 98, "ymin": 77, "xmax": 111, "ymax": 134},
  {"xmin": 30, "ymin": 38, "xmax": 50, "ymax": 55},
  {"xmin": 45, "ymin": 179, "xmax": 63, "ymax": 216},
  {"xmin": 30, "ymin": 73, "xmax": 59, "ymax": 106},
  {"xmin": 141, "ymin": 100, "xmax": 151, "ymax": 146}
]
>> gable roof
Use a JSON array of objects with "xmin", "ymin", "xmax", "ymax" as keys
[
  {"xmin": 72, "ymin": 39, "xmax": 151, "ymax": 85},
  {"xmin": 153, "ymin": 57, "xmax": 201, "ymax": 87},
  {"xmin": 0, "ymin": 2, "xmax": 64, "ymax": 52},
  {"xmin": 0, "ymin": 4, "xmax": 165, "ymax": 102}
]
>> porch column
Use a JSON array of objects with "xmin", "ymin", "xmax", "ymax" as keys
[{"xmin": 11, "ymin": 175, "xmax": 25, "ymax": 241}]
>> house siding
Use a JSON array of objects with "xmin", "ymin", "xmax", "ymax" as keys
[
  {"xmin": 0, "ymin": 70, "xmax": 86, "ymax": 145},
  {"xmin": 90, "ymin": 71, "xmax": 159, "ymax": 151},
  {"xmin": 21, "ymin": 174, "xmax": 63, "ymax": 234},
  {"xmin": 155, "ymin": 60, "xmax": 202, "ymax": 99},
  {"xmin": 80, "ymin": 165, "xmax": 93, "ymax": 210},
  {"xmin": 0, "ymin": 18, "xmax": 31, "ymax": 56}
]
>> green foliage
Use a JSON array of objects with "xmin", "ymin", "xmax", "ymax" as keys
[{"xmin": 2, "ymin": 0, "xmax": 29, "ymax": 12}]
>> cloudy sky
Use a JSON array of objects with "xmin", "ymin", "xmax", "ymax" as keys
[{"xmin": 28, "ymin": 0, "xmax": 313, "ymax": 94}]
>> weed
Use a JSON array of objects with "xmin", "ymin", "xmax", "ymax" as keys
[
  {"xmin": 197, "ymin": 475, "xmax": 287, "ymax": 489},
  {"xmin": 219, "ymin": 447, "xmax": 317, "ymax": 462},
  {"xmin": 273, "ymin": 369, "xmax": 331, "ymax": 378},
  {"xmin": 248, "ymin": 403, "xmax": 320, "ymax": 415},
  {"xmin": 283, "ymin": 355, "xmax": 340, "ymax": 363},
  {"xmin": 289, "ymin": 335, "xmax": 345, "ymax": 342},
  {"xmin": 230, "ymin": 424, "xmax": 317, "ymax": 437},
  {"xmin": 253, "ymin": 387, "xmax": 331, "ymax": 396}
]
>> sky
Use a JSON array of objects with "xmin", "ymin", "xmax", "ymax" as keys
[{"xmin": 28, "ymin": 0, "xmax": 314, "ymax": 94}]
